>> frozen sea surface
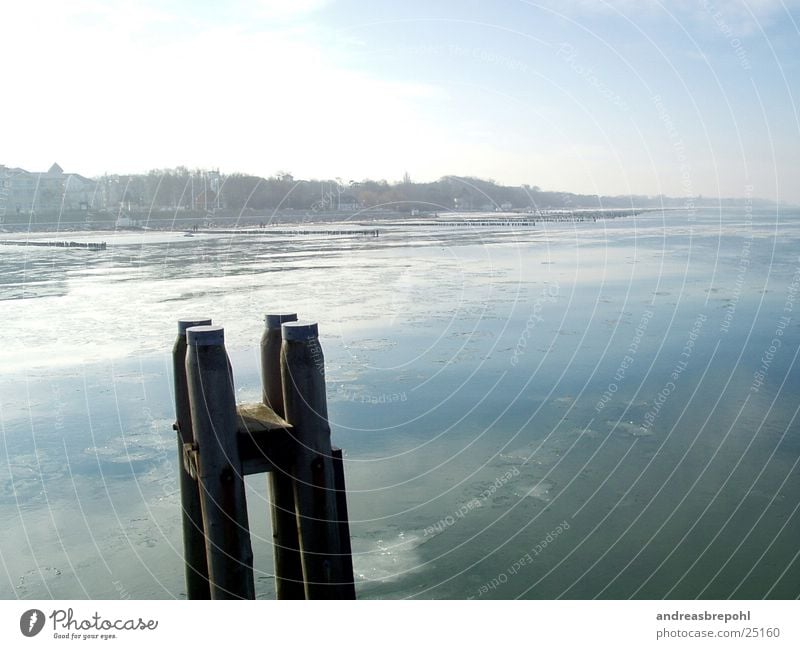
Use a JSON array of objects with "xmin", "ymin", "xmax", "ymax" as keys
[{"xmin": 1, "ymin": 209, "xmax": 799, "ymax": 598}]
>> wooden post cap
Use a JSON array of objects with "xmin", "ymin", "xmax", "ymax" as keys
[
  {"xmin": 178, "ymin": 318, "xmax": 212, "ymax": 335},
  {"xmin": 281, "ymin": 321, "xmax": 318, "ymax": 341},
  {"xmin": 265, "ymin": 313, "xmax": 298, "ymax": 330},
  {"xmin": 187, "ymin": 325, "xmax": 225, "ymax": 346}
]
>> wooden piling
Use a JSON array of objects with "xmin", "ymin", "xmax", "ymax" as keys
[
  {"xmin": 261, "ymin": 313, "xmax": 297, "ymax": 417},
  {"xmin": 261, "ymin": 313, "xmax": 305, "ymax": 599},
  {"xmin": 331, "ymin": 447, "xmax": 356, "ymax": 599},
  {"xmin": 185, "ymin": 325, "xmax": 255, "ymax": 599},
  {"xmin": 281, "ymin": 321, "xmax": 354, "ymax": 598},
  {"xmin": 172, "ymin": 317, "xmax": 212, "ymax": 599}
]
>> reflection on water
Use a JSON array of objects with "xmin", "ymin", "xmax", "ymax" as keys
[{"xmin": 1, "ymin": 209, "xmax": 799, "ymax": 598}]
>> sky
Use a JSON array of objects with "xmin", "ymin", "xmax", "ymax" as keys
[{"xmin": 2, "ymin": 0, "xmax": 799, "ymax": 202}]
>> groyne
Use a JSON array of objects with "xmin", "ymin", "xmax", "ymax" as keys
[{"xmin": 0, "ymin": 239, "xmax": 106, "ymax": 250}]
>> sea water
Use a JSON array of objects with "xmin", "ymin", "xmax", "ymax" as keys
[{"xmin": 1, "ymin": 208, "xmax": 798, "ymax": 598}]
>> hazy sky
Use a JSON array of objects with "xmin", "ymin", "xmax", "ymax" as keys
[{"xmin": 2, "ymin": 0, "xmax": 798, "ymax": 201}]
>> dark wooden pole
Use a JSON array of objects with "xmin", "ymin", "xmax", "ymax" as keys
[
  {"xmin": 185, "ymin": 325, "xmax": 255, "ymax": 599},
  {"xmin": 281, "ymin": 321, "xmax": 354, "ymax": 599},
  {"xmin": 261, "ymin": 312, "xmax": 305, "ymax": 599},
  {"xmin": 331, "ymin": 447, "xmax": 356, "ymax": 599},
  {"xmin": 172, "ymin": 317, "xmax": 212, "ymax": 599},
  {"xmin": 261, "ymin": 313, "xmax": 297, "ymax": 417}
]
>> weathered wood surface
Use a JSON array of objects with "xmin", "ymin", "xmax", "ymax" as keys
[
  {"xmin": 260, "ymin": 313, "xmax": 306, "ymax": 599},
  {"xmin": 281, "ymin": 321, "xmax": 354, "ymax": 599},
  {"xmin": 186, "ymin": 325, "xmax": 255, "ymax": 600},
  {"xmin": 172, "ymin": 317, "xmax": 212, "ymax": 600}
]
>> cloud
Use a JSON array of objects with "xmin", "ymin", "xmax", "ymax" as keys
[
  {"xmin": 252, "ymin": 0, "xmax": 331, "ymax": 20},
  {"xmin": 0, "ymin": 0, "xmax": 446, "ymax": 180}
]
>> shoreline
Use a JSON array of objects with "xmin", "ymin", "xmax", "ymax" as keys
[{"xmin": 0, "ymin": 206, "xmax": 669, "ymax": 234}]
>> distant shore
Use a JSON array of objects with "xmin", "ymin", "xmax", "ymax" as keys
[{"xmin": 0, "ymin": 206, "xmax": 665, "ymax": 233}]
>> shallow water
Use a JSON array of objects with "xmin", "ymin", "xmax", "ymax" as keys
[{"xmin": 1, "ymin": 208, "xmax": 798, "ymax": 598}]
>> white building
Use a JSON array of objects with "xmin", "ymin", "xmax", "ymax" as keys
[
  {"xmin": 0, "ymin": 162, "xmax": 102, "ymax": 216},
  {"xmin": 337, "ymin": 193, "xmax": 359, "ymax": 211}
]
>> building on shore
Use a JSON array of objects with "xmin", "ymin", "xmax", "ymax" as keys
[
  {"xmin": 0, "ymin": 162, "xmax": 102, "ymax": 219},
  {"xmin": 337, "ymin": 193, "xmax": 360, "ymax": 211}
]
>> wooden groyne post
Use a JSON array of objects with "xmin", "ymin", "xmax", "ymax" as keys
[
  {"xmin": 186, "ymin": 325, "xmax": 255, "ymax": 599},
  {"xmin": 261, "ymin": 313, "xmax": 305, "ymax": 599},
  {"xmin": 172, "ymin": 318, "xmax": 212, "ymax": 599},
  {"xmin": 173, "ymin": 315, "xmax": 356, "ymax": 599},
  {"xmin": 282, "ymin": 321, "xmax": 356, "ymax": 599}
]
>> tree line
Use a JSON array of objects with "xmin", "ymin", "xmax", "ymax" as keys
[{"xmin": 96, "ymin": 168, "xmax": 767, "ymax": 214}]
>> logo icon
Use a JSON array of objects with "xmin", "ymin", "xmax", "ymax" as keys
[{"xmin": 20, "ymin": 609, "xmax": 45, "ymax": 637}]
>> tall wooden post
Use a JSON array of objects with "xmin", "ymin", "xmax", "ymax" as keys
[
  {"xmin": 261, "ymin": 312, "xmax": 305, "ymax": 599},
  {"xmin": 261, "ymin": 313, "xmax": 297, "ymax": 417},
  {"xmin": 331, "ymin": 447, "xmax": 356, "ymax": 599},
  {"xmin": 172, "ymin": 317, "xmax": 212, "ymax": 599},
  {"xmin": 281, "ymin": 321, "xmax": 354, "ymax": 599},
  {"xmin": 185, "ymin": 325, "xmax": 255, "ymax": 599}
]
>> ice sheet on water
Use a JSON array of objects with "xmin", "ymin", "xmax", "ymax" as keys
[
  {"xmin": 5, "ymin": 219, "xmax": 695, "ymax": 371},
  {"xmin": 514, "ymin": 481, "xmax": 553, "ymax": 502},
  {"xmin": 4, "ymin": 211, "xmax": 800, "ymax": 598},
  {"xmin": 351, "ymin": 529, "xmax": 427, "ymax": 587}
]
